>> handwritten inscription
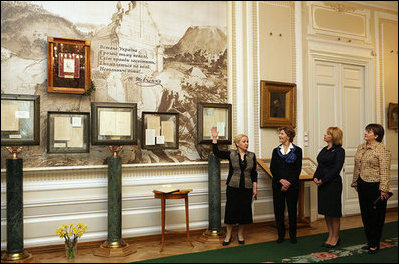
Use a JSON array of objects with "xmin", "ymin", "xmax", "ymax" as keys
[{"xmin": 98, "ymin": 45, "xmax": 155, "ymax": 74}]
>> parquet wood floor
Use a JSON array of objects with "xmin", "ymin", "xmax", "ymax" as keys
[{"xmin": 7, "ymin": 209, "xmax": 398, "ymax": 263}]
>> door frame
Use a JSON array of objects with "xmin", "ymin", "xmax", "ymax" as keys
[{"xmin": 307, "ymin": 37, "xmax": 375, "ymax": 221}]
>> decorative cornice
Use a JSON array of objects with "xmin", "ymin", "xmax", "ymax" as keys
[{"xmin": 324, "ymin": 2, "xmax": 361, "ymax": 13}]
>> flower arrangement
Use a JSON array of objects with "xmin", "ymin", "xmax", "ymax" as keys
[{"xmin": 56, "ymin": 223, "xmax": 88, "ymax": 259}]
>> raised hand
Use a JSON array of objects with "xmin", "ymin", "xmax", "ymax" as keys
[{"xmin": 211, "ymin": 126, "xmax": 219, "ymax": 143}]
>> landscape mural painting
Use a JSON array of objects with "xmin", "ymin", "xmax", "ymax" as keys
[{"xmin": 1, "ymin": 1, "xmax": 227, "ymax": 168}]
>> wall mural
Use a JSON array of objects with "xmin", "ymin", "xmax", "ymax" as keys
[{"xmin": 0, "ymin": 1, "xmax": 227, "ymax": 168}]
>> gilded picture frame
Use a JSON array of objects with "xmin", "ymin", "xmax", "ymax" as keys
[
  {"xmin": 142, "ymin": 112, "xmax": 179, "ymax": 150},
  {"xmin": 197, "ymin": 102, "xmax": 232, "ymax": 144},
  {"xmin": 1, "ymin": 94, "xmax": 40, "ymax": 146},
  {"xmin": 91, "ymin": 102, "xmax": 137, "ymax": 145},
  {"xmin": 47, "ymin": 36, "xmax": 91, "ymax": 94},
  {"xmin": 260, "ymin": 80, "xmax": 296, "ymax": 128},
  {"xmin": 388, "ymin": 103, "xmax": 398, "ymax": 129},
  {"xmin": 47, "ymin": 111, "xmax": 90, "ymax": 153}
]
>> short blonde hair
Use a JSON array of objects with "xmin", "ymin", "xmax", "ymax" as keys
[
  {"xmin": 233, "ymin": 134, "xmax": 248, "ymax": 147},
  {"xmin": 327, "ymin": 127, "xmax": 343, "ymax": 146}
]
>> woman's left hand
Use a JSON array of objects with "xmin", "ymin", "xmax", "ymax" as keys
[
  {"xmin": 381, "ymin": 191, "xmax": 390, "ymax": 200},
  {"xmin": 253, "ymin": 189, "xmax": 258, "ymax": 200}
]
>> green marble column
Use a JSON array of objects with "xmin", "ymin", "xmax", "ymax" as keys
[
  {"xmin": 93, "ymin": 147, "xmax": 136, "ymax": 257},
  {"xmin": 107, "ymin": 156, "xmax": 122, "ymax": 242},
  {"xmin": 6, "ymin": 158, "xmax": 24, "ymax": 253},
  {"xmin": 208, "ymin": 154, "xmax": 221, "ymax": 232}
]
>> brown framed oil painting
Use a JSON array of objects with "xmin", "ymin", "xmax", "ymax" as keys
[
  {"xmin": 1, "ymin": 94, "xmax": 40, "ymax": 146},
  {"xmin": 260, "ymin": 80, "xmax": 296, "ymax": 128},
  {"xmin": 47, "ymin": 36, "xmax": 91, "ymax": 94},
  {"xmin": 142, "ymin": 112, "xmax": 179, "ymax": 150},
  {"xmin": 388, "ymin": 103, "xmax": 398, "ymax": 129}
]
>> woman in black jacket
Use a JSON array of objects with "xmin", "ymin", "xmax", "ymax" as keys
[
  {"xmin": 313, "ymin": 127, "xmax": 345, "ymax": 248},
  {"xmin": 211, "ymin": 126, "xmax": 258, "ymax": 246},
  {"xmin": 270, "ymin": 126, "xmax": 302, "ymax": 244}
]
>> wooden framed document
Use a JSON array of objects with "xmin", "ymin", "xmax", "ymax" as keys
[
  {"xmin": 47, "ymin": 111, "xmax": 90, "ymax": 153},
  {"xmin": 47, "ymin": 36, "xmax": 91, "ymax": 94},
  {"xmin": 197, "ymin": 102, "xmax": 232, "ymax": 144},
  {"xmin": 1, "ymin": 94, "xmax": 40, "ymax": 146},
  {"xmin": 142, "ymin": 112, "xmax": 179, "ymax": 149},
  {"xmin": 91, "ymin": 102, "xmax": 137, "ymax": 145}
]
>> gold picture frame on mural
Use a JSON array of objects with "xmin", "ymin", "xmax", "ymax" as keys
[
  {"xmin": 91, "ymin": 102, "xmax": 137, "ymax": 145},
  {"xmin": 142, "ymin": 112, "xmax": 179, "ymax": 150},
  {"xmin": 260, "ymin": 80, "xmax": 296, "ymax": 128},
  {"xmin": 47, "ymin": 37, "xmax": 91, "ymax": 94},
  {"xmin": 47, "ymin": 111, "xmax": 90, "ymax": 153},
  {"xmin": 197, "ymin": 102, "xmax": 232, "ymax": 145},
  {"xmin": 1, "ymin": 94, "xmax": 40, "ymax": 146},
  {"xmin": 388, "ymin": 103, "xmax": 398, "ymax": 129}
]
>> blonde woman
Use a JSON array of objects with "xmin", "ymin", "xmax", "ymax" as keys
[
  {"xmin": 211, "ymin": 126, "xmax": 258, "ymax": 246},
  {"xmin": 313, "ymin": 127, "xmax": 345, "ymax": 248}
]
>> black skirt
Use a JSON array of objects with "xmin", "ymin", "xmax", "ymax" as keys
[
  {"xmin": 224, "ymin": 186, "xmax": 253, "ymax": 224},
  {"xmin": 318, "ymin": 179, "xmax": 342, "ymax": 217}
]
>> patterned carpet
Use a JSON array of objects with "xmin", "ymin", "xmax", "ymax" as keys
[{"xmin": 136, "ymin": 221, "xmax": 398, "ymax": 263}]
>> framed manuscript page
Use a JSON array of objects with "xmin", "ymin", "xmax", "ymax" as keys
[
  {"xmin": 91, "ymin": 102, "xmax": 137, "ymax": 145},
  {"xmin": 47, "ymin": 37, "xmax": 91, "ymax": 94},
  {"xmin": 197, "ymin": 102, "xmax": 232, "ymax": 144},
  {"xmin": 47, "ymin": 111, "xmax": 90, "ymax": 153},
  {"xmin": 1, "ymin": 94, "xmax": 40, "ymax": 146},
  {"xmin": 142, "ymin": 112, "xmax": 179, "ymax": 150}
]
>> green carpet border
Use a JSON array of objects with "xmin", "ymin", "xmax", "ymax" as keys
[{"xmin": 136, "ymin": 221, "xmax": 398, "ymax": 263}]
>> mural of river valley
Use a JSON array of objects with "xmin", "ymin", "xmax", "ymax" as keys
[{"xmin": 1, "ymin": 1, "xmax": 228, "ymax": 168}]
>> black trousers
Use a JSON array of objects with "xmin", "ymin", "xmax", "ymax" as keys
[
  {"xmin": 357, "ymin": 177, "xmax": 387, "ymax": 248},
  {"xmin": 272, "ymin": 186, "xmax": 299, "ymax": 239}
]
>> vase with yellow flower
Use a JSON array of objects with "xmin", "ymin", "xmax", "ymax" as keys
[{"xmin": 56, "ymin": 223, "xmax": 88, "ymax": 260}]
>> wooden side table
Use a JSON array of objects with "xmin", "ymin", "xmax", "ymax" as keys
[{"xmin": 153, "ymin": 189, "xmax": 194, "ymax": 252}]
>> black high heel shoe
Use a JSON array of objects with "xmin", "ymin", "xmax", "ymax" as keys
[
  {"xmin": 326, "ymin": 238, "xmax": 341, "ymax": 248},
  {"xmin": 237, "ymin": 235, "xmax": 245, "ymax": 244},
  {"xmin": 368, "ymin": 247, "xmax": 379, "ymax": 254},
  {"xmin": 222, "ymin": 236, "xmax": 232, "ymax": 246}
]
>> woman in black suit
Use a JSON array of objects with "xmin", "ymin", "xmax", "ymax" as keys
[
  {"xmin": 313, "ymin": 127, "xmax": 345, "ymax": 248},
  {"xmin": 211, "ymin": 126, "xmax": 258, "ymax": 246},
  {"xmin": 270, "ymin": 126, "xmax": 302, "ymax": 244}
]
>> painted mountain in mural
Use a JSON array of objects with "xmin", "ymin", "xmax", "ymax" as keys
[
  {"xmin": 1, "ymin": 1, "xmax": 90, "ymax": 60},
  {"xmin": 165, "ymin": 26, "xmax": 227, "ymax": 58}
]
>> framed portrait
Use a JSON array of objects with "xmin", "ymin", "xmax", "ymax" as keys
[
  {"xmin": 91, "ymin": 102, "xmax": 137, "ymax": 145},
  {"xmin": 388, "ymin": 103, "xmax": 398, "ymax": 129},
  {"xmin": 260, "ymin": 80, "xmax": 296, "ymax": 128},
  {"xmin": 1, "ymin": 94, "xmax": 40, "ymax": 146},
  {"xmin": 142, "ymin": 112, "xmax": 179, "ymax": 149},
  {"xmin": 197, "ymin": 102, "xmax": 232, "ymax": 144},
  {"xmin": 47, "ymin": 111, "xmax": 90, "ymax": 153},
  {"xmin": 47, "ymin": 37, "xmax": 91, "ymax": 94}
]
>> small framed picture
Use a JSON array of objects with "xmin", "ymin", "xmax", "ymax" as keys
[
  {"xmin": 260, "ymin": 80, "xmax": 296, "ymax": 128},
  {"xmin": 1, "ymin": 94, "xmax": 40, "ymax": 146},
  {"xmin": 142, "ymin": 112, "xmax": 179, "ymax": 149},
  {"xmin": 91, "ymin": 102, "xmax": 137, "ymax": 145},
  {"xmin": 197, "ymin": 102, "xmax": 232, "ymax": 144},
  {"xmin": 47, "ymin": 37, "xmax": 91, "ymax": 94},
  {"xmin": 388, "ymin": 103, "xmax": 398, "ymax": 129},
  {"xmin": 47, "ymin": 111, "xmax": 90, "ymax": 153}
]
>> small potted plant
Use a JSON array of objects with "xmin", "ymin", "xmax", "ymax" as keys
[{"xmin": 56, "ymin": 223, "xmax": 88, "ymax": 260}]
